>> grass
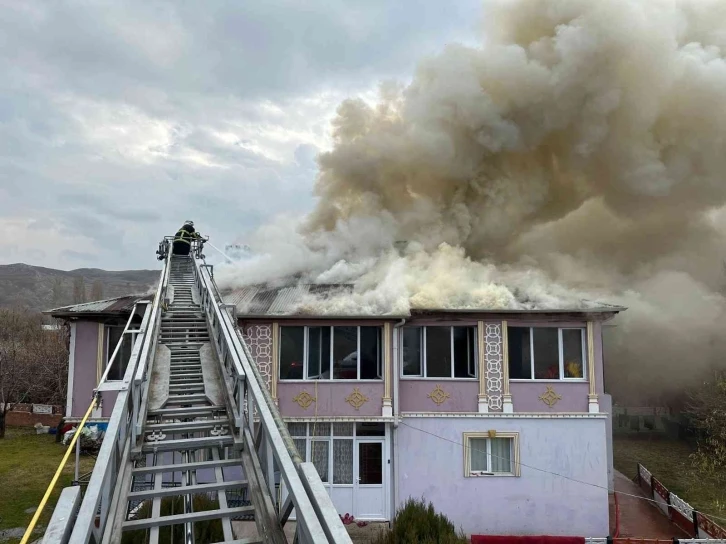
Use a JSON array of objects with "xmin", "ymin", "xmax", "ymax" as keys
[
  {"xmin": 0, "ymin": 426, "xmax": 95, "ymax": 543},
  {"xmin": 613, "ymin": 435, "xmax": 726, "ymax": 520}
]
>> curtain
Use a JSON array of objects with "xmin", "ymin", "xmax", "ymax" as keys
[
  {"xmin": 490, "ymin": 437, "xmax": 512, "ymax": 473},
  {"xmin": 311, "ymin": 440, "xmax": 329, "ymax": 482},
  {"xmin": 333, "ymin": 439, "xmax": 354, "ymax": 484},
  {"xmin": 469, "ymin": 438, "xmax": 489, "ymax": 472}
]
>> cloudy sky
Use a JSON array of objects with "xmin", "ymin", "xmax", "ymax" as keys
[{"xmin": 0, "ymin": 0, "xmax": 481, "ymax": 270}]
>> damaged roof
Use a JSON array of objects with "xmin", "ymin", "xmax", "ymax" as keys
[
  {"xmin": 45, "ymin": 294, "xmax": 151, "ymax": 318},
  {"xmin": 220, "ymin": 283, "xmax": 625, "ymax": 318}
]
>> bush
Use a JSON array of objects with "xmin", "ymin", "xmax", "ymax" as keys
[
  {"xmin": 372, "ymin": 497, "xmax": 469, "ymax": 544},
  {"xmin": 121, "ymin": 494, "xmax": 225, "ymax": 544}
]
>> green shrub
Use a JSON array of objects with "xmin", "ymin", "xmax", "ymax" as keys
[
  {"xmin": 121, "ymin": 494, "xmax": 225, "ymax": 544},
  {"xmin": 372, "ymin": 497, "xmax": 469, "ymax": 544}
]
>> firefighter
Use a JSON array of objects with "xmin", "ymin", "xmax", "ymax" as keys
[{"xmin": 172, "ymin": 220, "xmax": 202, "ymax": 256}]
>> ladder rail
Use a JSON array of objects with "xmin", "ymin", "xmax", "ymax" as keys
[{"xmin": 193, "ymin": 251, "xmax": 353, "ymax": 544}]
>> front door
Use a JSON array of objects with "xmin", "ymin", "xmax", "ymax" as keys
[{"xmin": 355, "ymin": 440, "xmax": 385, "ymax": 519}]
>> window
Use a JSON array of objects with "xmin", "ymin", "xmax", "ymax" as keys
[
  {"xmin": 507, "ymin": 326, "xmax": 585, "ymax": 380},
  {"xmin": 106, "ymin": 326, "xmax": 134, "ymax": 381},
  {"xmin": 463, "ymin": 432, "xmax": 519, "ymax": 477},
  {"xmin": 278, "ymin": 326, "xmax": 383, "ymax": 380},
  {"xmin": 401, "ymin": 326, "xmax": 477, "ymax": 378}
]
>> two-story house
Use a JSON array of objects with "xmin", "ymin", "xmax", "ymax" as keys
[{"xmin": 48, "ymin": 284, "xmax": 622, "ymax": 537}]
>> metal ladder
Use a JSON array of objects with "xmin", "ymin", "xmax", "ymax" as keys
[{"xmin": 47, "ymin": 241, "xmax": 352, "ymax": 544}]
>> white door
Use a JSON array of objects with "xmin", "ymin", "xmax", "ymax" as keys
[{"xmin": 355, "ymin": 440, "xmax": 385, "ymax": 519}]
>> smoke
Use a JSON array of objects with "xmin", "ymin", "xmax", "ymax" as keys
[{"xmin": 218, "ymin": 0, "xmax": 726, "ymax": 402}]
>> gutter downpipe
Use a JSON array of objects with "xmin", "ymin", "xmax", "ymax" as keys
[{"xmin": 392, "ymin": 318, "xmax": 406, "ymax": 522}]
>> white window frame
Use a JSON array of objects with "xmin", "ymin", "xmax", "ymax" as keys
[
  {"xmin": 400, "ymin": 326, "xmax": 478, "ymax": 379},
  {"xmin": 278, "ymin": 326, "xmax": 383, "ymax": 381},
  {"xmin": 463, "ymin": 431, "xmax": 520, "ymax": 477},
  {"xmin": 508, "ymin": 326, "xmax": 587, "ymax": 382}
]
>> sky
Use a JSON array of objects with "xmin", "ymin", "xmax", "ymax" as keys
[{"xmin": 0, "ymin": 0, "xmax": 481, "ymax": 271}]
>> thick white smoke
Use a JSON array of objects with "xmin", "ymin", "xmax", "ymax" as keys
[{"xmin": 218, "ymin": 0, "xmax": 726, "ymax": 402}]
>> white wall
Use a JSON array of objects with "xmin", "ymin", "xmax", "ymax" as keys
[{"xmin": 396, "ymin": 416, "xmax": 609, "ymax": 537}]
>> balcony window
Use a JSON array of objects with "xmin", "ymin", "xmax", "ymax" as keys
[
  {"xmin": 278, "ymin": 326, "xmax": 383, "ymax": 380},
  {"xmin": 401, "ymin": 326, "xmax": 477, "ymax": 378},
  {"xmin": 507, "ymin": 326, "xmax": 586, "ymax": 380}
]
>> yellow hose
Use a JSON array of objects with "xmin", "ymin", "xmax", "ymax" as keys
[{"xmin": 19, "ymin": 397, "xmax": 98, "ymax": 544}]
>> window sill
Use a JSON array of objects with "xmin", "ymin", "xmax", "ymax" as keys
[
  {"xmin": 509, "ymin": 379, "xmax": 587, "ymax": 383},
  {"xmin": 400, "ymin": 377, "xmax": 479, "ymax": 381},
  {"xmin": 278, "ymin": 379, "xmax": 384, "ymax": 383},
  {"xmin": 466, "ymin": 472, "xmax": 517, "ymax": 478}
]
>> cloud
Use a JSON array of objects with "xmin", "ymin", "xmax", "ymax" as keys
[{"xmin": 0, "ymin": 0, "xmax": 481, "ymax": 270}]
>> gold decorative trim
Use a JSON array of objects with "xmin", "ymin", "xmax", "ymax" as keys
[
  {"xmin": 539, "ymin": 386, "xmax": 562, "ymax": 408},
  {"xmin": 292, "ymin": 390, "xmax": 316, "ymax": 409},
  {"xmin": 501, "ymin": 320, "xmax": 510, "ymax": 395},
  {"xmin": 427, "ymin": 384, "xmax": 450, "ymax": 406},
  {"xmin": 587, "ymin": 322, "xmax": 597, "ymax": 398},
  {"xmin": 477, "ymin": 321, "xmax": 486, "ymax": 397},
  {"xmin": 345, "ymin": 388, "xmax": 369, "ymax": 410}
]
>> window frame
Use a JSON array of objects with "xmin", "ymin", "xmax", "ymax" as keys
[
  {"xmin": 105, "ymin": 325, "xmax": 136, "ymax": 381},
  {"xmin": 400, "ymin": 325, "xmax": 478, "ymax": 379},
  {"xmin": 508, "ymin": 326, "xmax": 587, "ymax": 382},
  {"xmin": 463, "ymin": 431, "xmax": 520, "ymax": 477},
  {"xmin": 278, "ymin": 325, "xmax": 383, "ymax": 381}
]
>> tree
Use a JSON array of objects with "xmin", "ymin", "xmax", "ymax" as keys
[
  {"xmin": 73, "ymin": 276, "xmax": 86, "ymax": 304},
  {"xmin": 0, "ymin": 308, "xmax": 69, "ymax": 438},
  {"xmin": 686, "ymin": 371, "xmax": 726, "ymax": 481},
  {"xmin": 51, "ymin": 277, "xmax": 68, "ymax": 308},
  {"xmin": 90, "ymin": 280, "xmax": 104, "ymax": 301}
]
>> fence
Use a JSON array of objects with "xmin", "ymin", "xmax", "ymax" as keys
[{"xmin": 637, "ymin": 463, "xmax": 726, "ymax": 540}]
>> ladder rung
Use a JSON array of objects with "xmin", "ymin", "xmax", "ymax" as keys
[
  {"xmin": 145, "ymin": 420, "xmax": 230, "ymax": 433},
  {"xmin": 140, "ymin": 435, "xmax": 234, "ymax": 452},
  {"xmin": 132, "ymin": 458, "xmax": 240, "ymax": 475},
  {"xmin": 122, "ymin": 506, "xmax": 254, "ymax": 530},
  {"xmin": 128, "ymin": 479, "xmax": 248, "ymax": 500},
  {"xmin": 148, "ymin": 405, "xmax": 226, "ymax": 417}
]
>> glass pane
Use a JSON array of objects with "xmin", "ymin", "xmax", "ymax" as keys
[
  {"xmin": 293, "ymin": 438, "xmax": 306, "ymax": 459},
  {"xmin": 287, "ymin": 423, "xmax": 307, "ymax": 437},
  {"xmin": 333, "ymin": 326, "xmax": 358, "ymax": 379},
  {"xmin": 402, "ymin": 328, "xmax": 422, "ymax": 376},
  {"xmin": 107, "ymin": 327, "xmax": 132, "ymax": 380},
  {"xmin": 333, "ymin": 440, "xmax": 354, "ymax": 484},
  {"xmin": 562, "ymin": 329, "xmax": 584, "ymax": 378},
  {"xmin": 426, "ymin": 327, "xmax": 451, "ymax": 378},
  {"xmin": 453, "ymin": 327, "xmax": 475, "ymax": 378},
  {"xmin": 532, "ymin": 328, "xmax": 560, "ymax": 379},
  {"xmin": 356, "ymin": 422, "xmax": 385, "ymax": 436},
  {"xmin": 469, "ymin": 438, "xmax": 488, "ymax": 472},
  {"xmin": 333, "ymin": 423, "xmax": 354, "ymax": 436},
  {"xmin": 311, "ymin": 423, "xmax": 331, "ymax": 437},
  {"xmin": 279, "ymin": 326, "xmax": 304, "ymax": 379},
  {"xmin": 507, "ymin": 327, "xmax": 531, "ymax": 379},
  {"xmin": 307, "ymin": 327, "xmax": 331, "ymax": 379},
  {"xmin": 358, "ymin": 443, "xmax": 382, "ymax": 485},
  {"xmin": 490, "ymin": 438, "xmax": 512, "ymax": 473},
  {"xmin": 311, "ymin": 441, "xmax": 329, "ymax": 482},
  {"xmin": 359, "ymin": 327, "xmax": 382, "ymax": 380}
]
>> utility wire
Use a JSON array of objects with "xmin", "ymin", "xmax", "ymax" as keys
[{"xmin": 398, "ymin": 420, "xmax": 726, "ymax": 525}]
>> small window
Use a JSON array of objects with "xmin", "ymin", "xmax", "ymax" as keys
[
  {"xmin": 307, "ymin": 326, "xmax": 330, "ymax": 379},
  {"xmin": 106, "ymin": 326, "xmax": 134, "ymax": 381},
  {"xmin": 279, "ymin": 326, "xmax": 304, "ymax": 379},
  {"xmin": 463, "ymin": 432, "xmax": 519, "ymax": 477},
  {"xmin": 360, "ymin": 327, "xmax": 382, "ymax": 380},
  {"xmin": 507, "ymin": 326, "xmax": 586, "ymax": 381},
  {"xmin": 402, "ymin": 326, "xmax": 478, "ymax": 378}
]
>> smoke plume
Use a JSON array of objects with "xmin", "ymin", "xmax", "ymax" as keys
[{"xmin": 218, "ymin": 0, "xmax": 726, "ymax": 402}]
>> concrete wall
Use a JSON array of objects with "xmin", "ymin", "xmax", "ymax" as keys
[
  {"xmin": 70, "ymin": 322, "xmax": 100, "ymax": 418},
  {"xmin": 509, "ymin": 382, "xmax": 589, "ymax": 412},
  {"xmin": 396, "ymin": 416, "xmax": 609, "ymax": 537},
  {"xmin": 399, "ymin": 379, "xmax": 478, "ymax": 412}
]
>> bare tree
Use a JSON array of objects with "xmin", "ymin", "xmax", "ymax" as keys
[
  {"xmin": 686, "ymin": 371, "xmax": 726, "ymax": 482},
  {"xmin": 0, "ymin": 308, "xmax": 69, "ymax": 438},
  {"xmin": 90, "ymin": 280, "xmax": 104, "ymax": 301},
  {"xmin": 72, "ymin": 276, "xmax": 86, "ymax": 304}
]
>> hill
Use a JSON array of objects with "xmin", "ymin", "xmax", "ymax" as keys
[{"xmin": 0, "ymin": 263, "xmax": 160, "ymax": 312}]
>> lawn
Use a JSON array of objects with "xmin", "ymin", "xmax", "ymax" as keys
[
  {"xmin": 613, "ymin": 435, "xmax": 726, "ymax": 520},
  {"xmin": 0, "ymin": 426, "xmax": 95, "ymax": 543}
]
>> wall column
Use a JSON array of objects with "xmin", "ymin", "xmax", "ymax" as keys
[
  {"xmin": 587, "ymin": 321, "xmax": 599, "ymax": 413},
  {"xmin": 93, "ymin": 323, "xmax": 105, "ymax": 418},
  {"xmin": 477, "ymin": 321, "xmax": 488, "ymax": 413},
  {"xmin": 382, "ymin": 322, "xmax": 393, "ymax": 417},
  {"xmin": 501, "ymin": 321, "xmax": 513, "ymax": 413},
  {"xmin": 271, "ymin": 322, "xmax": 280, "ymax": 405}
]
